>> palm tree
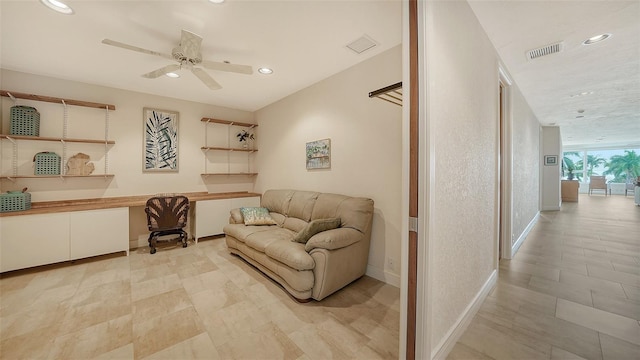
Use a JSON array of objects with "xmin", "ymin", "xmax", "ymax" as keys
[
  {"xmin": 563, "ymin": 151, "xmax": 582, "ymax": 181},
  {"xmin": 604, "ymin": 150, "xmax": 640, "ymax": 183},
  {"xmin": 577, "ymin": 154, "xmax": 607, "ymax": 177}
]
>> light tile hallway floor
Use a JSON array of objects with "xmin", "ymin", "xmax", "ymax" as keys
[
  {"xmin": 0, "ymin": 236, "xmax": 400, "ymax": 359},
  {"xmin": 449, "ymin": 194, "xmax": 640, "ymax": 360}
]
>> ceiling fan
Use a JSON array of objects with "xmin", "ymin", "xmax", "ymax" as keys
[{"xmin": 101, "ymin": 29, "xmax": 253, "ymax": 90}]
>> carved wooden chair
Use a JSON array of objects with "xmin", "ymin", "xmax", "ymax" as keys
[{"xmin": 145, "ymin": 194, "xmax": 189, "ymax": 254}]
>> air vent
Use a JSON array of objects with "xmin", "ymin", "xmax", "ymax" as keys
[
  {"xmin": 526, "ymin": 41, "xmax": 564, "ymax": 60},
  {"xmin": 346, "ymin": 35, "xmax": 377, "ymax": 54}
]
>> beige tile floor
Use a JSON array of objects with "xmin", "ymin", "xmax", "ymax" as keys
[
  {"xmin": 0, "ymin": 236, "xmax": 400, "ymax": 359},
  {"xmin": 449, "ymin": 194, "xmax": 640, "ymax": 360},
  {"xmin": 3, "ymin": 193, "xmax": 639, "ymax": 360}
]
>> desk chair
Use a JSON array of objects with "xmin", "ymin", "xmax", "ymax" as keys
[{"xmin": 145, "ymin": 194, "xmax": 189, "ymax": 254}]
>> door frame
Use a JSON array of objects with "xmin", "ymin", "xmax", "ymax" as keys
[{"xmin": 498, "ymin": 65, "xmax": 513, "ymax": 260}]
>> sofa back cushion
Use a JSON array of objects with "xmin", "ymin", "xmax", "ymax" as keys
[
  {"xmin": 287, "ymin": 191, "xmax": 319, "ymax": 221},
  {"xmin": 261, "ymin": 190, "xmax": 294, "ymax": 214},
  {"xmin": 312, "ymin": 193, "xmax": 374, "ymax": 234}
]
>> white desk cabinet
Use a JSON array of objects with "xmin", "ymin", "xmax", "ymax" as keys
[
  {"xmin": 194, "ymin": 196, "xmax": 259, "ymax": 240},
  {"xmin": 70, "ymin": 208, "xmax": 129, "ymax": 260},
  {"xmin": 1, "ymin": 213, "xmax": 70, "ymax": 272},
  {"xmin": 1, "ymin": 208, "xmax": 129, "ymax": 273}
]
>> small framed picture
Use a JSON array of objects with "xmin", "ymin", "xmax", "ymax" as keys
[{"xmin": 544, "ymin": 155, "xmax": 558, "ymax": 166}]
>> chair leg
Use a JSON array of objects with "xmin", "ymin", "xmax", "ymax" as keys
[{"xmin": 148, "ymin": 233, "xmax": 157, "ymax": 254}]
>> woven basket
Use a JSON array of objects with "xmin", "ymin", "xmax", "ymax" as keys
[
  {"xmin": 0, "ymin": 191, "xmax": 31, "ymax": 212},
  {"xmin": 34, "ymin": 152, "xmax": 61, "ymax": 175},
  {"xmin": 10, "ymin": 106, "xmax": 40, "ymax": 136}
]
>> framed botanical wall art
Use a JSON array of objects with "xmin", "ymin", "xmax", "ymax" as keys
[
  {"xmin": 143, "ymin": 108, "xmax": 179, "ymax": 172},
  {"xmin": 306, "ymin": 138, "xmax": 331, "ymax": 170}
]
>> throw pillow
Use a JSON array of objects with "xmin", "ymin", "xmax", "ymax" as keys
[
  {"xmin": 292, "ymin": 218, "xmax": 341, "ymax": 244},
  {"xmin": 240, "ymin": 207, "xmax": 277, "ymax": 226}
]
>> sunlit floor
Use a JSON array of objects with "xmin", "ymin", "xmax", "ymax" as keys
[
  {"xmin": 0, "ymin": 236, "xmax": 400, "ymax": 359},
  {"xmin": 449, "ymin": 194, "xmax": 640, "ymax": 360}
]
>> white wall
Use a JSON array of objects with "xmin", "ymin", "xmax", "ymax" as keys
[
  {"xmin": 421, "ymin": 1, "xmax": 502, "ymax": 357},
  {"xmin": 541, "ymin": 126, "xmax": 562, "ymax": 211},
  {"xmin": 1, "ymin": 69, "xmax": 256, "ymax": 201},
  {"xmin": 254, "ymin": 46, "xmax": 403, "ymax": 286},
  {"xmin": 511, "ymin": 83, "xmax": 541, "ymax": 245}
]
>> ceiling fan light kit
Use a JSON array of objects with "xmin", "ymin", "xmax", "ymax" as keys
[
  {"xmin": 40, "ymin": 0, "xmax": 74, "ymax": 15},
  {"xmin": 101, "ymin": 29, "xmax": 253, "ymax": 90}
]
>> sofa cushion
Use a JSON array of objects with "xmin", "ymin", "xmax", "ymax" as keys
[
  {"xmin": 312, "ymin": 194, "xmax": 373, "ymax": 234},
  {"xmin": 292, "ymin": 218, "xmax": 341, "ymax": 244},
  {"xmin": 287, "ymin": 191, "xmax": 319, "ymax": 221},
  {"xmin": 270, "ymin": 212, "xmax": 286, "ymax": 226},
  {"xmin": 283, "ymin": 217, "xmax": 308, "ymax": 233},
  {"xmin": 244, "ymin": 227, "xmax": 296, "ymax": 252},
  {"xmin": 264, "ymin": 240, "xmax": 315, "ymax": 270},
  {"xmin": 223, "ymin": 223, "xmax": 273, "ymax": 243},
  {"xmin": 240, "ymin": 207, "xmax": 277, "ymax": 225},
  {"xmin": 261, "ymin": 190, "xmax": 294, "ymax": 214}
]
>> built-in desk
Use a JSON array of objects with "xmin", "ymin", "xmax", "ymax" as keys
[{"xmin": 0, "ymin": 191, "xmax": 260, "ymax": 272}]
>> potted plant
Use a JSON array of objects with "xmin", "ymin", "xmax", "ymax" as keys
[{"xmin": 236, "ymin": 130, "xmax": 255, "ymax": 148}]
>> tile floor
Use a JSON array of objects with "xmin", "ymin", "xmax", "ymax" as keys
[
  {"xmin": 449, "ymin": 194, "xmax": 640, "ymax": 360},
  {"xmin": 0, "ymin": 236, "xmax": 400, "ymax": 359},
  {"xmin": 2, "ymin": 193, "xmax": 638, "ymax": 360}
]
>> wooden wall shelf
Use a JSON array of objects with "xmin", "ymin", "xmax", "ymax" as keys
[
  {"xmin": 200, "ymin": 118, "xmax": 257, "ymax": 128},
  {"xmin": 1, "ymin": 90, "xmax": 116, "ymax": 110},
  {"xmin": 201, "ymin": 146, "xmax": 257, "ymax": 152},
  {"xmin": 1, "ymin": 175, "xmax": 115, "ymax": 181},
  {"xmin": 1, "ymin": 134, "xmax": 115, "ymax": 144}
]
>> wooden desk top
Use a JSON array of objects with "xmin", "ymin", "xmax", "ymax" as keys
[{"xmin": 0, "ymin": 191, "xmax": 261, "ymax": 217}]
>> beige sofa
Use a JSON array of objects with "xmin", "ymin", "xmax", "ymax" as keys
[{"xmin": 223, "ymin": 189, "xmax": 374, "ymax": 301}]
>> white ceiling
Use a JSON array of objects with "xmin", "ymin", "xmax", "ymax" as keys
[
  {"xmin": 1, "ymin": 1, "xmax": 638, "ymax": 150},
  {"xmin": 0, "ymin": 0, "xmax": 402, "ymax": 112},
  {"xmin": 469, "ymin": 0, "xmax": 640, "ymax": 150}
]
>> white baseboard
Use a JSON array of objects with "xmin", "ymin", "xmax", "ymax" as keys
[
  {"xmin": 511, "ymin": 212, "xmax": 539, "ymax": 257},
  {"xmin": 431, "ymin": 269, "xmax": 498, "ymax": 360},
  {"xmin": 541, "ymin": 204, "xmax": 560, "ymax": 211},
  {"xmin": 366, "ymin": 265, "xmax": 401, "ymax": 288}
]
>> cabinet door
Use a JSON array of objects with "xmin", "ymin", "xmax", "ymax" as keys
[
  {"xmin": 195, "ymin": 199, "xmax": 230, "ymax": 240},
  {"xmin": 69, "ymin": 208, "xmax": 129, "ymax": 260},
  {"xmin": 1, "ymin": 213, "xmax": 70, "ymax": 272}
]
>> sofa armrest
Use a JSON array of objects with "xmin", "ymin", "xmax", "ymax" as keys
[
  {"xmin": 304, "ymin": 228, "xmax": 362, "ymax": 252},
  {"xmin": 229, "ymin": 208, "xmax": 244, "ymax": 224}
]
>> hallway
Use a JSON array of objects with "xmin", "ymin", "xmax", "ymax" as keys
[{"xmin": 449, "ymin": 194, "xmax": 640, "ymax": 360}]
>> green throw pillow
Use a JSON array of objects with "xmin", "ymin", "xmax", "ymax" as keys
[
  {"xmin": 240, "ymin": 207, "xmax": 277, "ymax": 226},
  {"xmin": 292, "ymin": 218, "xmax": 341, "ymax": 244}
]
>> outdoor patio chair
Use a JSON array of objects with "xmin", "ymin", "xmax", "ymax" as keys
[
  {"xmin": 145, "ymin": 194, "xmax": 189, "ymax": 254},
  {"xmin": 588, "ymin": 176, "xmax": 609, "ymax": 196}
]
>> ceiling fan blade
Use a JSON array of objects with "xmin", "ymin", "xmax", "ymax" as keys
[
  {"xmin": 180, "ymin": 30, "xmax": 203, "ymax": 59},
  {"xmin": 201, "ymin": 60, "xmax": 253, "ymax": 75},
  {"xmin": 142, "ymin": 64, "xmax": 181, "ymax": 79},
  {"xmin": 192, "ymin": 68, "xmax": 222, "ymax": 90},
  {"xmin": 101, "ymin": 39, "xmax": 173, "ymax": 60}
]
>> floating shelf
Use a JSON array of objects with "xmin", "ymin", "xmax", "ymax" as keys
[
  {"xmin": 201, "ymin": 146, "xmax": 257, "ymax": 152},
  {"xmin": 201, "ymin": 173, "xmax": 258, "ymax": 177},
  {"xmin": 1, "ymin": 174, "xmax": 115, "ymax": 181},
  {"xmin": 200, "ymin": 118, "xmax": 257, "ymax": 128},
  {"xmin": 1, "ymin": 134, "xmax": 115, "ymax": 144},
  {"xmin": 1, "ymin": 90, "xmax": 115, "ymax": 110}
]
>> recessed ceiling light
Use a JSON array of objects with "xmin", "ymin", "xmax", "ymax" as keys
[
  {"xmin": 208, "ymin": 0, "xmax": 225, "ymax": 4},
  {"xmin": 569, "ymin": 91, "xmax": 594, "ymax": 98},
  {"xmin": 258, "ymin": 68, "xmax": 273, "ymax": 75},
  {"xmin": 39, "ymin": 0, "xmax": 74, "ymax": 14},
  {"xmin": 166, "ymin": 72, "xmax": 180, "ymax": 78},
  {"xmin": 582, "ymin": 33, "xmax": 611, "ymax": 45}
]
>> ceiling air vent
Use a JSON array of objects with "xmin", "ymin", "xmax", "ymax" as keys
[
  {"xmin": 346, "ymin": 35, "xmax": 377, "ymax": 54},
  {"xmin": 526, "ymin": 41, "xmax": 564, "ymax": 60}
]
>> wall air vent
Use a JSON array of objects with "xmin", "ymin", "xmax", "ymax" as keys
[
  {"xmin": 526, "ymin": 41, "xmax": 564, "ymax": 60},
  {"xmin": 346, "ymin": 35, "xmax": 377, "ymax": 54}
]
